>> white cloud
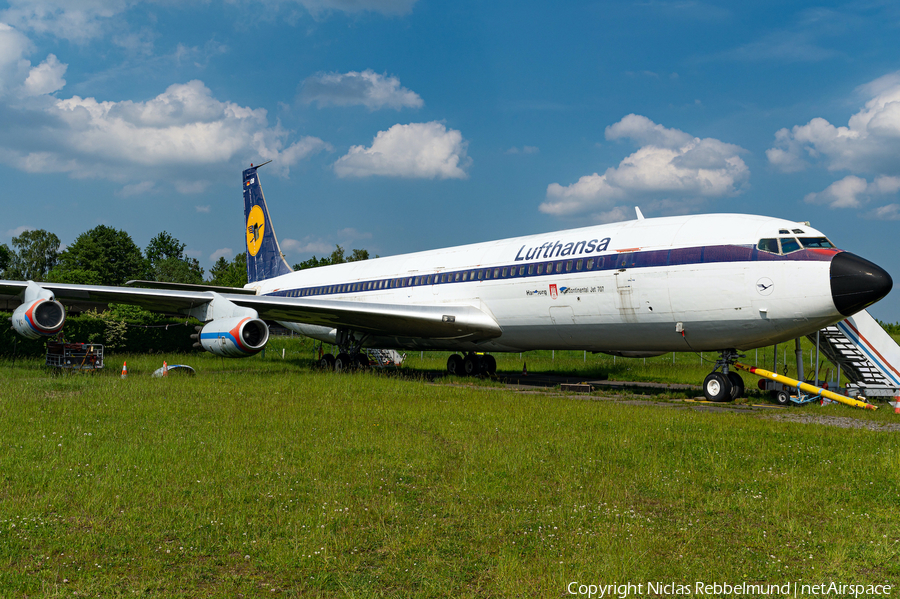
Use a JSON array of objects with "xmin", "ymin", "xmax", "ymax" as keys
[
  {"xmin": 0, "ymin": 79, "xmax": 328, "ymax": 185},
  {"xmin": 22, "ymin": 53, "xmax": 66, "ymax": 96},
  {"xmin": 506, "ymin": 146, "xmax": 539, "ymax": 155},
  {"xmin": 334, "ymin": 121, "xmax": 470, "ymax": 179},
  {"xmin": 865, "ymin": 203, "xmax": 900, "ymax": 220},
  {"xmin": 767, "ymin": 71, "xmax": 900, "ymax": 175},
  {"xmin": 1, "ymin": 0, "xmax": 126, "ymax": 43},
  {"xmin": 116, "ymin": 180, "xmax": 155, "ymax": 198},
  {"xmin": 300, "ymin": 69, "xmax": 423, "ymax": 111},
  {"xmin": 281, "ymin": 228, "xmax": 374, "ymax": 259},
  {"xmin": 175, "ymin": 180, "xmax": 211, "ymax": 194},
  {"xmin": 210, "ymin": 247, "xmax": 233, "ymax": 261},
  {"xmin": 281, "ymin": 237, "xmax": 333, "ymax": 256},
  {"xmin": 292, "ymin": 0, "xmax": 417, "ymax": 16},
  {"xmin": 805, "ymin": 174, "xmax": 900, "ymax": 210},
  {"xmin": 195, "ymin": 205, "xmax": 211, "ymax": 213},
  {"xmin": 542, "ymin": 115, "xmax": 748, "ymax": 220},
  {"xmin": 5, "ymin": 224, "xmax": 33, "ymax": 239}
]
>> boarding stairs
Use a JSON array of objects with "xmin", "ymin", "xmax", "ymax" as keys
[{"xmin": 806, "ymin": 309, "xmax": 900, "ymax": 399}]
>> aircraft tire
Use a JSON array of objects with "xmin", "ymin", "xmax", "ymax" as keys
[
  {"xmin": 334, "ymin": 353, "xmax": 352, "ymax": 372},
  {"xmin": 727, "ymin": 372, "xmax": 744, "ymax": 401},
  {"xmin": 703, "ymin": 372, "xmax": 732, "ymax": 402},
  {"xmin": 320, "ymin": 353, "xmax": 336, "ymax": 370},
  {"xmin": 773, "ymin": 389, "xmax": 791, "ymax": 406},
  {"xmin": 463, "ymin": 354, "xmax": 482, "ymax": 376},
  {"xmin": 354, "ymin": 353, "xmax": 370, "ymax": 368},
  {"xmin": 484, "ymin": 354, "xmax": 497, "ymax": 375},
  {"xmin": 447, "ymin": 354, "xmax": 464, "ymax": 375}
]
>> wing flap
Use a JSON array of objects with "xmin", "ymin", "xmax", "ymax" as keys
[{"xmin": 229, "ymin": 295, "xmax": 502, "ymax": 340}]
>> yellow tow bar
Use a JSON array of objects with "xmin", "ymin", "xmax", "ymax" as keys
[{"xmin": 733, "ymin": 362, "xmax": 877, "ymax": 410}]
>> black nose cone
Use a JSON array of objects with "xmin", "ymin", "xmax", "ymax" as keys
[{"xmin": 831, "ymin": 252, "xmax": 893, "ymax": 316}]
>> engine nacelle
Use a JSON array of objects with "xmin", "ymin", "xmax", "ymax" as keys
[
  {"xmin": 11, "ymin": 298, "xmax": 66, "ymax": 339},
  {"xmin": 193, "ymin": 316, "xmax": 269, "ymax": 358}
]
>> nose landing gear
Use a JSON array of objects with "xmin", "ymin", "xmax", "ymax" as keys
[{"xmin": 702, "ymin": 349, "xmax": 744, "ymax": 402}]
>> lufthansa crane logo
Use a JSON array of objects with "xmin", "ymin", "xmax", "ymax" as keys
[{"xmin": 246, "ymin": 205, "xmax": 265, "ymax": 256}]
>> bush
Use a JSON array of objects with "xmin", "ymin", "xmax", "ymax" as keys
[{"xmin": 0, "ymin": 311, "xmax": 199, "ymax": 357}]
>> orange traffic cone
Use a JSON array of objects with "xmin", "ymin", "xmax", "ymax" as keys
[
  {"xmin": 894, "ymin": 396, "xmax": 900, "ymax": 415},
  {"xmin": 163, "ymin": 361, "xmax": 168, "ymax": 377},
  {"xmin": 121, "ymin": 361, "xmax": 127, "ymax": 378}
]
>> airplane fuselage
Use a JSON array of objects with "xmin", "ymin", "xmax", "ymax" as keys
[{"xmin": 250, "ymin": 213, "xmax": 859, "ymax": 354}]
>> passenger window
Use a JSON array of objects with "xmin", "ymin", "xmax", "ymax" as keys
[
  {"xmin": 493, "ymin": 268, "xmax": 500, "ymax": 278},
  {"xmin": 519, "ymin": 266, "xmax": 525, "ymax": 276},
  {"xmin": 799, "ymin": 237, "xmax": 835, "ymax": 249},
  {"xmin": 575, "ymin": 259, "xmax": 583, "ymax": 271},
  {"xmin": 537, "ymin": 264, "xmax": 543, "ymax": 274},
  {"xmin": 566, "ymin": 260, "xmax": 573, "ymax": 272},
  {"xmin": 555, "ymin": 262, "xmax": 562, "ymax": 273},
  {"xmin": 758, "ymin": 238, "xmax": 779, "ymax": 254},
  {"xmin": 454, "ymin": 272, "xmax": 460, "ymax": 282},
  {"xmin": 586, "ymin": 258, "xmax": 594, "ymax": 270},
  {"xmin": 528, "ymin": 264, "xmax": 534, "ymax": 275},
  {"xmin": 408, "ymin": 278, "xmax": 414, "ymax": 286},
  {"xmin": 780, "ymin": 238, "xmax": 801, "ymax": 254},
  {"xmin": 461, "ymin": 272, "xmax": 467, "ymax": 281}
]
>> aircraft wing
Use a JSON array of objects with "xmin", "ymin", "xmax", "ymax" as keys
[{"xmin": 0, "ymin": 280, "xmax": 502, "ymax": 341}]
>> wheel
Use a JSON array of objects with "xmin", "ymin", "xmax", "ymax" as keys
[
  {"xmin": 463, "ymin": 354, "xmax": 483, "ymax": 376},
  {"xmin": 319, "ymin": 353, "xmax": 335, "ymax": 370},
  {"xmin": 354, "ymin": 353, "xmax": 370, "ymax": 368},
  {"xmin": 773, "ymin": 389, "xmax": 791, "ymax": 406},
  {"xmin": 484, "ymin": 354, "xmax": 497, "ymax": 375},
  {"xmin": 447, "ymin": 354, "xmax": 463, "ymax": 375},
  {"xmin": 334, "ymin": 352, "xmax": 352, "ymax": 372},
  {"xmin": 703, "ymin": 372, "xmax": 732, "ymax": 402},
  {"xmin": 727, "ymin": 372, "xmax": 744, "ymax": 401}
]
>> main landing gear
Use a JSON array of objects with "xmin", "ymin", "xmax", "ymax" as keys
[
  {"xmin": 447, "ymin": 353, "xmax": 497, "ymax": 377},
  {"xmin": 317, "ymin": 329, "xmax": 371, "ymax": 372},
  {"xmin": 702, "ymin": 349, "xmax": 745, "ymax": 403}
]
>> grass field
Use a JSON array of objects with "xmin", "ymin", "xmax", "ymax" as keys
[{"xmin": 1, "ymin": 344, "xmax": 899, "ymax": 597}]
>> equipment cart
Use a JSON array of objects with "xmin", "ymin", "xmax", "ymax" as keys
[{"xmin": 45, "ymin": 343, "xmax": 104, "ymax": 371}]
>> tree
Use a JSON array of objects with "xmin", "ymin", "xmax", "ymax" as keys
[
  {"xmin": 6, "ymin": 229, "xmax": 60, "ymax": 281},
  {"xmin": 207, "ymin": 252, "xmax": 247, "ymax": 288},
  {"xmin": 145, "ymin": 231, "xmax": 204, "ymax": 284},
  {"xmin": 145, "ymin": 231, "xmax": 185, "ymax": 267},
  {"xmin": 51, "ymin": 225, "xmax": 145, "ymax": 286},
  {"xmin": 293, "ymin": 245, "xmax": 371, "ymax": 270},
  {"xmin": 0, "ymin": 244, "xmax": 10, "ymax": 274}
]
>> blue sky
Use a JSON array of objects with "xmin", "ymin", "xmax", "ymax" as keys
[{"xmin": 2, "ymin": 0, "xmax": 900, "ymax": 321}]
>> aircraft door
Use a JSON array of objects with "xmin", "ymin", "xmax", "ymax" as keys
[{"xmin": 549, "ymin": 305, "xmax": 576, "ymax": 344}]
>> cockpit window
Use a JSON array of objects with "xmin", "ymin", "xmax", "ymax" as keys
[
  {"xmin": 778, "ymin": 229, "xmax": 790, "ymax": 234},
  {"xmin": 779, "ymin": 238, "xmax": 802, "ymax": 254},
  {"xmin": 798, "ymin": 237, "xmax": 835, "ymax": 249},
  {"xmin": 758, "ymin": 238, "xmax": 779, "ymax": 254},
  {"xmin": 792, "ymin": 228, "xmax": 804, "ymax": 234}
]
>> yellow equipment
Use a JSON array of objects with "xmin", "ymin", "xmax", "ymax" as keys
[{"xmin": 733, "ymin": 362, "xmax": 877, "ymax": 410}]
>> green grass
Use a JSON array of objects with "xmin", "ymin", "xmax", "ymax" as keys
[{"xmin": 1, "ymin": 349, "xmax": 899, "ymax": 597}]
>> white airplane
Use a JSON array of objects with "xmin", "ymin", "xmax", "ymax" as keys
[{"xmin": 1, "ymin": 162, "xmax": 892, "ymax": 402}]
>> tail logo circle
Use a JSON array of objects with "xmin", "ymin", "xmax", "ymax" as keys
[{"xmin": 246, "ymin": 205, "xmax": 265, "ymax": 256}]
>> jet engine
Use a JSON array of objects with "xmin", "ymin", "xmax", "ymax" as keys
[
  {"xmin": 11, "ymin": 298, "xmax": 66, "ymax": 339},
  {"xmin": 192, "ymin": 316, "xmax": 269, "ymax": 358}
]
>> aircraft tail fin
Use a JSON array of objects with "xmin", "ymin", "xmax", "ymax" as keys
[{"xmin": 242, "ymin": 162, "xmax": 293, "ymax": 284}]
